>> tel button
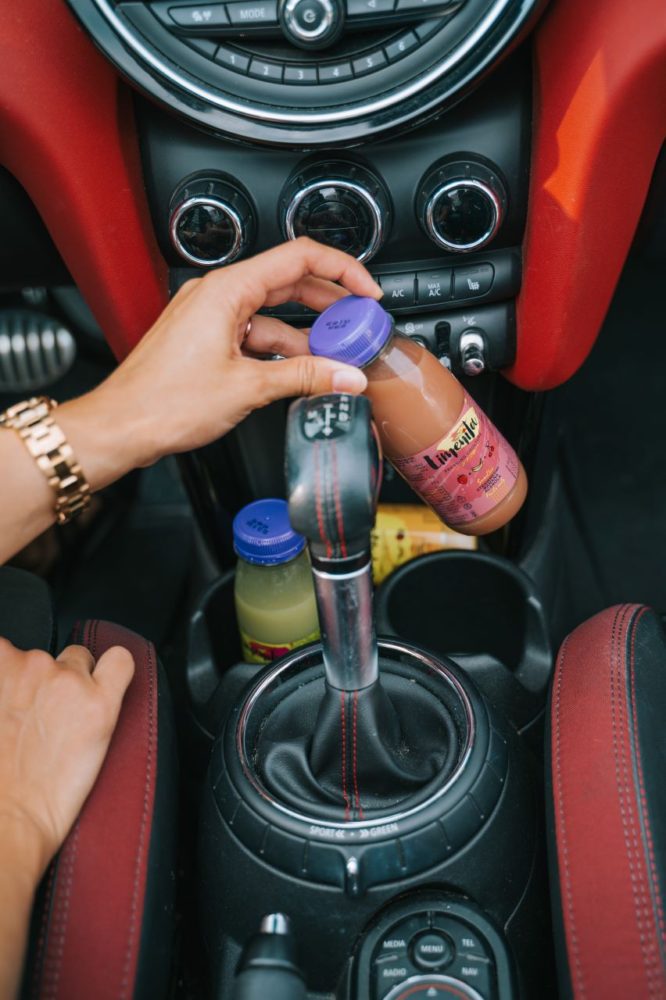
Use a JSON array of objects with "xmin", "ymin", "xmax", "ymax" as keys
[{"xmin": 412, "ymin": 931, "xmax": 453, "ymax": 971}]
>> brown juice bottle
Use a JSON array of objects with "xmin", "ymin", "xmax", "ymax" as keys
[{"xmin": 310, "ymin": 296, "xmax": 527, "ymax": 535}]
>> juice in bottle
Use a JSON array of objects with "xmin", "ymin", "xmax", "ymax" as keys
[
  {"xmin": 309, "ymin": 296, "xmax": 527, "ymax": 535},
  {"xmin": 233, "ymin": 499, "xmax": 320, "ymax": 664}
]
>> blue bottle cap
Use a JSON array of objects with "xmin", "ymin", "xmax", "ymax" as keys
[
  {"xmin": 309, "ymin": 295, "xmax": 393, "ymax": 368},
  {"xmin": 233, "ymin": 499, "xmax": 306, "ymax": 565}
]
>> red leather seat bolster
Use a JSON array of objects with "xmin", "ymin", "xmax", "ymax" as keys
[
  {"xmin": 30, "ymin": 621, "xmax": 161, "ymax": 1000},
  {"xmin": 551, "ymin": 604, "xmax": 666, "ymax": 997}
]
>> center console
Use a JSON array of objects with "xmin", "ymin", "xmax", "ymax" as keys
[{"xmin": 197, "ymin": 394, "xmax": 548, "ymax": 999}]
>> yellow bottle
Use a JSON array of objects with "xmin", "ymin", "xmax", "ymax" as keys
[
  {"xmin": 233, "ymin": 499, "xmax": 320, "ymax": 665},
  {"xmin": 371, "ymin": 503, "xmax": 477, "ymax": 585}
]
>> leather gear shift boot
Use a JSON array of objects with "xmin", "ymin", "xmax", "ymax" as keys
[{"xmin": 256, "ymin": 666, "xmax": 462, "ymax": 822}]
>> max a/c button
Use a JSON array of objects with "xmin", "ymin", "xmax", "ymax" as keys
[{"xmin": 416, "ymin": 269, "xmax": 452, "ymax": 305}]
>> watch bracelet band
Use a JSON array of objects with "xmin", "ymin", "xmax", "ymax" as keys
[{"xmin": 0, "ymin": 396, "xmax": 91, "ymax": 525}]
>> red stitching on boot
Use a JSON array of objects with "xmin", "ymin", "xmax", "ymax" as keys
[{"xmin": 340, "ymin": 691, "xmax": 351, "ymax": 821}]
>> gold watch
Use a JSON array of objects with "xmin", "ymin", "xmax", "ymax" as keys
[{"xmin": 0, "ymin": 396, "xmax": 91, "ymax": 525}]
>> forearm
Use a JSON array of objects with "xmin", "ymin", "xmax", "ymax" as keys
[
  {"xmin": 0, "ymin": 815, "xmax": 45, "ymax": 1000},
  {"xmin": 0, "ymin": 386, "xmax": 151, "ymax": 565}
]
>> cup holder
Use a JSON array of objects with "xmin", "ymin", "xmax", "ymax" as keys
[{"xmin": 375, "ymin": 551, "xmax": 551, "ymax": 711}]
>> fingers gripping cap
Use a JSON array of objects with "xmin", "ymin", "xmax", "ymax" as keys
[
  {"xmin": 309, "ymin": 296, "xmax": 393, "ymax": 369},
  {"xmin": 233, "ymin": 499, "xmax": 306, "ymax": 565}
]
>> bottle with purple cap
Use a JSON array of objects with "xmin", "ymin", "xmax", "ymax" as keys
[
  {"xmin": 309, "ymin": 296, "xmax": 527, "ymax": 535},
  {"xmin": 233, "ymin": 499, "xmax": 320, "ymax": 664}
]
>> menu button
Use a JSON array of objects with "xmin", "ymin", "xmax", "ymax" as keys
[{"xmin": 412, "ymin": 931, "xmax": 453, "ymax": 971}]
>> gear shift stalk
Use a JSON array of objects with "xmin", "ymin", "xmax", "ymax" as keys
[
  {"xmin": 309, "ymin": 558, "xmax": 377, "ymax": 691},
  {"xmin": 286, "ymin": 394, "xmax": 381, "ymax": 692}
]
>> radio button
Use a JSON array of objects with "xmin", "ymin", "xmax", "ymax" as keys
[
  {"xmin": 352, "ymin": 49, "xmax": 388, "ymax": 75},
  {"xmin": 248, "ymin": 57, "xmax": 283, "ymax": 79},
  {"xmin": 385, "ymin": 31, "xmax": 419, "ymax": 61},
  {"xmin": 318, "ymin": 60, "xmax": 353, "ymax": 81},
  {"xmin": 284, "ymin": 64, "xmax": 318, "ymax": 82}
]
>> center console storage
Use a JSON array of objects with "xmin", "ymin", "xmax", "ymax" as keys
[{"xmin": 375, "ymin": 550, "xmax": 551, "ymax": 732}]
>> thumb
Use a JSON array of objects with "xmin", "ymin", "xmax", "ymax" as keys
[
  {"xmin": 93, "ymin": 645, "xmax": 135, "ymax": 709},
  {"xmin": 260, "ymin": 355, "xmax": 367, "ymax": 404}
]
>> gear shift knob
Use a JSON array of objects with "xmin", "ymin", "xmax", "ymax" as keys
[{"xmin": 286, "ymin": 393, "xmax": 381, "ymax": 691}]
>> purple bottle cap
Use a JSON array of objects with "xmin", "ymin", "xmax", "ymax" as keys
[
  {"xmin": 233, "ymin": 499, "xmax": 306, "ymax": 565},
  {"xmin": 309, "ymin": 295, "xmax": 393, "ymax": 368}
]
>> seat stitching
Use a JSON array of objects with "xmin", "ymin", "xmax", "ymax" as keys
[
  {"xmin": 119, "ymin": 637, "xmax": 156, "ymax": 999},
  {"xmin": 30, "ymin": 860, "xmax": 57, "ymax": 998},
  {"xmin": 553, "ymin": 628, "xmax": 586, "ymax": 998},
  {"xmin": 30, "ymin": 617, "xmax": 91, "ymax": 1000},
  {"xmin": 612, "ymin": 605, "xmax": 658, "ymax": 995},
  {"xmin": 39, "ymin": 619, "xmax": 94, "ymax": 999},
  {"xmin": 42, "ymin": 823, "xmax": 80, "ymax": 1000},
  {"xmin": 627, "ymin": 609, "xmax": 666, "ymax": 977}
]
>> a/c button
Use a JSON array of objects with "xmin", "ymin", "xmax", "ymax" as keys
[{"xmin": 379, "ymin": 273, "xmax": 416, "ymax": 308}]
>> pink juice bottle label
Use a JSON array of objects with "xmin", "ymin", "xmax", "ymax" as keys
[{"xmin": 391, "ymin": 392, "xmax": 519, "ymax": 527}]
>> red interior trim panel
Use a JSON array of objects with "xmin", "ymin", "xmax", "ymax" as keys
[
  {"xmin": 0, "ymin": 1, "xmax": 168, "ymax": 360},
  {"xmin": 509, "ymin": 0, "xmax": 666, "ymax": 390}
]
